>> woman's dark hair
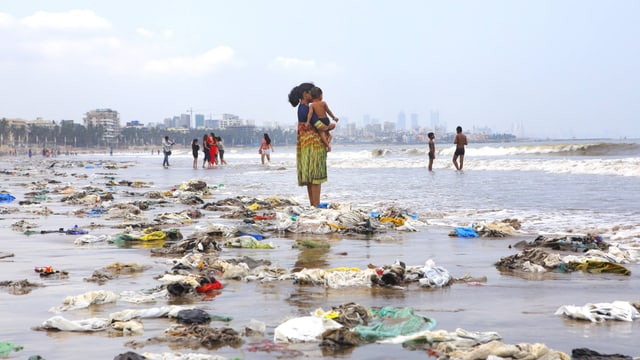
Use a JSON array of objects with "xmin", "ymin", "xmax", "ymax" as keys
[
  {"xmin": 264, "ymin": 133, "xmax": 271, "ymax": 145},
  {"xmin": 288, "ymin": 82, "xmax": 315, "ymax": 107},
  {"xmin": 202, "ymin": 134, "xmax": 209, "ymax": 146}
]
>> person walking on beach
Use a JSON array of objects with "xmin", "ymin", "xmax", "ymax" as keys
[
  {"xmin": 202, "ymin": 134, "xmax": 211, "ymax": 169},
  {"xmin": 216, "ymin": 136, "xmax": 228, "ymax": 165},
  {"xmin": 162, "ymin": 136, "xmax": 175, "ymax": 168},
  {"xmin": 427, "ymin": 132, "xmax": 436, "ymax": 171},
  {"xmin": 191, "ymin": 139, "xmax": 199, "ymax": 169},
  {"xmin": 288, "ymin": 82, "xmax": 331, "ymax": 207},
  {"xmin": 453, "ymin": 126, "xmax": 468, "ymax": 170},
  {"xmin": 306, "ymin": 86, "xmax": 338, "ymax": 152},
  {"xmin": 259, "ymin": 133, "xmax": 274, "ymax": 165}
]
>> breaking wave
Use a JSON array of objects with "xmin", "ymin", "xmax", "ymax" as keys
[{"xmin": 467, "ymin": 142, "xmax": 640, "ymax": 157}]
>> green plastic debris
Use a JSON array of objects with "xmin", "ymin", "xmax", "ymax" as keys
[
  {"xmin": 0, "ymin": 341, "xmax": 23, "ymax": 356},
  {"xmin": 354, "ymin": 307, "xmax": 437, "ymax": 342},
  {"xmin": 209, "ymin": 314, "xmax": 233, "ymax": 322}
]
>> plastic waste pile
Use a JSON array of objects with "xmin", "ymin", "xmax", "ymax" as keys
[{"xmin": 496, "ymin": 245, "xmax": 634, "ymax": 276}]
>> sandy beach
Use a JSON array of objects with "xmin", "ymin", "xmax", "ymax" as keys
[{"xmin": 1, "ymin": 148, "xmax": 639, "ymax": 359}]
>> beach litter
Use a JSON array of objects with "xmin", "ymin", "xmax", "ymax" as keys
[
  {"xmin": 555, "ymin": 300, "xmax": 640, "ymax": 322},
  {"xmin": 0, "ymin": 341, "xmax": 23, "ymax": 356},
  {"xmin": 496, "ymin": 248, "xmax": 632, "ymax": 276}
]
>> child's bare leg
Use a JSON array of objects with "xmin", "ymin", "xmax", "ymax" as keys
[{"xmin": 320, "ymin": 131, "xmax": 331, "ymax": 151}]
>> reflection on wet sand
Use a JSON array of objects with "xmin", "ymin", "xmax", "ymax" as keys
[
  {"xmin": 293, "ymin": 247, "xmax": 330, "ymax": 271},
  {"xmin": 285, "ymin": 245, "xmax": 331, "ymax": 314}
]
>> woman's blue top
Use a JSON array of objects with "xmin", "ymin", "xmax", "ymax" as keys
[{"xmin": 298, "ymin": 103, "xmax": 318, "ymax": 123}]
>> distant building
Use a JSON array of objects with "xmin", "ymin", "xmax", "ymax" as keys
[
  {"xmin": 204, "ymin": 119, "xmax": 220, "ymax": 129},
  {"xmin": 125, "ymin": 120, "xmax": 144, "ymax": 128},
  {"xmin": 397, "ymin": 112, "xmax": 406, "ymax": 131},
  {"xmin": 195, "ymin": 114, "xmax": 205, "ymax": 128},
  {"xmin": 178, "ymin": 114, "xmax": 190, "ymax": 128},
  {"xmin": 383, "ymin": 121, "xmax": 396, "ymax": 134},
  {"xmin": 220, "ymin": 113, "xmax": 242, "ymax": 128},
  {"xmin": 84, "ymin": 109, "xmax": 120, "ymax": 144}
]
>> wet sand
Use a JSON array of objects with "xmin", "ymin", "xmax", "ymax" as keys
[{"xmin": 0, "ymin": 156, "xmax": 639, "ymax": 359}]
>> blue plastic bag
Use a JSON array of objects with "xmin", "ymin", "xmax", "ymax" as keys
[
  {"xmin": 0, "ymin": 193, "xmax": 16, "ymax": 203},
  {"xmin": 454, "ymin": 227, "xmax": 479, "ymax": 238}
]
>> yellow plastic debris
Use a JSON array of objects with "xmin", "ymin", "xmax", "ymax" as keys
[
  {"xmin": 247, "ymin": 202, "xmax": 262, "ymax": 211},
  {"xmin": 139, "ymin": 231, "xmax": 167, "ymax": 241},
  {"xmin": 380, "ymin": 217, "xmax": 405, "ymax": 226}
]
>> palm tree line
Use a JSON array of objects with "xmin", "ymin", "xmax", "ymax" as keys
[{"xmin": 0, "ymin": 118, "xmax": 297, "ymax": 151}]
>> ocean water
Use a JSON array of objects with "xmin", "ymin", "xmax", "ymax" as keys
[
  {"xmin": 0, "ymin": 138, "xmax": 639, "ymax": 359},
  {"xmin": 182, "ymin": 139, "xmax": 640, "ymax": 244}
]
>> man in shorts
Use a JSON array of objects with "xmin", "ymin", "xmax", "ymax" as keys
[{"xmin": 453, "ymin": 126, "xmax": 468, "ymax": 170}]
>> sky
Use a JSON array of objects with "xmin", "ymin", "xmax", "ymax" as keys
[{"xmin": 1, "ymin": 0, "xmax": 638, "ymax": 139}]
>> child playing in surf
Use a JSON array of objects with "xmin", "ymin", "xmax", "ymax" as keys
[
  {"xmin": 427, "ymin": 132, "xmax": 435, "ymax": 171},
  {"xmin": 306, "ymin": 86, "xmax": 338, "ymax": 151}
]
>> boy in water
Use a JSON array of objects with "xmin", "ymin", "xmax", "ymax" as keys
[
  {"xmin": 306, "ymin": 86, "xmax": 338, "ymax": 151},
  {"xmin": 427, "ymin": 132, "xmax": 435, "ymax": 171},
  {"xmin": 453, "ymin": 126, "xmax": 468, "ymax": 170}
]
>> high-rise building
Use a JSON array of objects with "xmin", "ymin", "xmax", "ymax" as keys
[
  {"xmin": 397, "ymin": 111, "xmax": 406, "ymax": 130},
  {"xmin": 84, "ymin": 108, "xmax": 120, "ymax": 144},
  {"xmin": 195, "ymin": 114, "xmax": 205, "ymax": 128},
  {"xmin": 179, "ymin": 114, "xmax": 190, "ymax": 128}
]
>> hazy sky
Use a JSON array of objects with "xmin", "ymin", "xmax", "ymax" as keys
[{"xmin": 1, "ymin": 1, "xmax": 638, "ymax": 139}]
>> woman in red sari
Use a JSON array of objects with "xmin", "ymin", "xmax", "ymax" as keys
[{"xmin": 208, "ymin": 132, "xmax": 218, "ymax": 167}]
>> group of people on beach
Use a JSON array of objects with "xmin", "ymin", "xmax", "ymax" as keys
[
  {"xmin": 192, "ymin": 133, "xmax": 228, "ymax": 169},
  {"xmin": 427, "ymin": 126, "xmax": 468, "ymax": 171},
  {"xmin": 160, "ymin": 133, "xmax": 228, "ymax": 169},
  {"xmin": 161, "ymin": 82, "xmax": 463, "ymax": 206}
]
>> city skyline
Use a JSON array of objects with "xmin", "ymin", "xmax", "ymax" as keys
[{"xmin": 1, "ymin": 2, "xmax": 638, "ymax": 139}]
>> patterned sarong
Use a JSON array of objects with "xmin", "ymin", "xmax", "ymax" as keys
[{"xmin": 297, "ymin": 122, "xmax": 327, "ymax": 186}]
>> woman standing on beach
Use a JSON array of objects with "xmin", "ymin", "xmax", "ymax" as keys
[
  {"xmin": 208, "ymin": 132, "xmax": 219, "ymax": 167},
  {"xmin": 259, "ymin": 133, "xmax": 274, "ymax": 165},
  {"xmin": 191, "ymin": 139, "xmax": 199, "ymax": 169},
  {"xmin": 216, "ymin": 136, "xmax": 228, "ymax": 165},
  {"xmin": 202, "ymin": 134, "xmax": 211, "ymax": 168},
  {"xmin": 288, "ymin": 82, "xmax": 330, "ymax": 207}
]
